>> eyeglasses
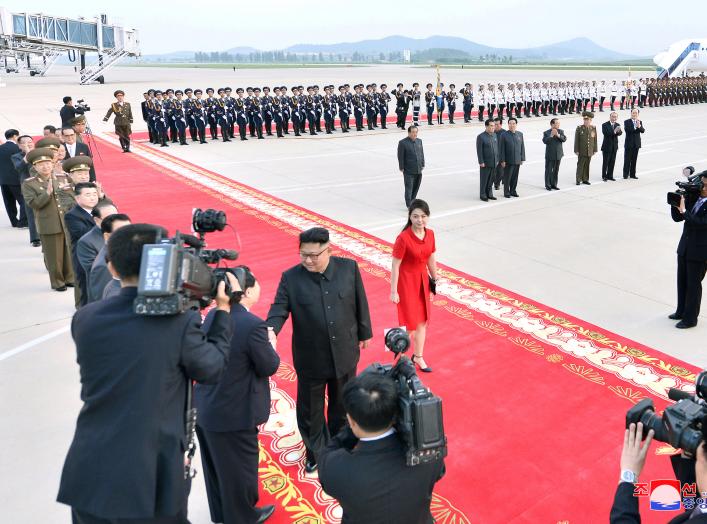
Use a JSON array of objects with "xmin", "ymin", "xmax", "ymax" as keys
[{"xmin": 299, "ymin": 246, "xmax": 328, "ymax": 261}]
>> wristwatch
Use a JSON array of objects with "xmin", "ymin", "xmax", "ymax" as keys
[{"xmin": 620, "ymin": 469, "xmax": 638, "ymax": 484}]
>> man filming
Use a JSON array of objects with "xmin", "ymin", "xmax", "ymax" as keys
[
  {"xmin": 670, "ymin": 170, "xmax": 707, "ymax": 329},
  {"xmin": 317, "ymin": 372, "xmax": 445, "ymax": 524},
  {"xmin": 57, "ymin": 223, "xmax": 239, "ymax": 524},
  {"xmin": 60, "ymin": 96, "xmax": 86, "ymax": 128}
]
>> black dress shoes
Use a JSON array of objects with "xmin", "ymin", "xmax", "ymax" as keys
[
  {"xmin": 304, "ymin": 459, "xmax": 318, "ymax": 474},
  {"xmin": 546, "ymin": 186, "xmax": 551, "ymax": 191},
  {"xmin": 511, "ymin": 192, "xmax": 519, "ymax": 197},
  {"xmin": 55, "ymin": 286, "xmax": 67, "ymax": 292},
  {"xmin": 675, "ymin": 321, "xmax": 696, "ymax": 329},
  {"xmin": 552, "ymin": 186, "xmax": 560, "ymax": 190},
  {"xmin": 481, "ymin": 197, "xmax": 489, "ymax": 202},
  {"xmin": 31, "ymin": 240, "xmax": 41, "ymax": 247},
  {"xmin": 668, "ymin": 312, "xmax": 682, "ymax": 320},
  {"xmin": 607, "ymin": 178, "xmax": 616, "ymax": 181},
  {"xmin": 487, "ymin": 195, "xmax": 497, "ymax": 200},
  {"xmin": 582, "ymin": 181, "xmax": 591, "ymax": 185},
  {"xmin": 255, "ymin": 505, "xmax": 276, "ymax": 523},
  {"xmin": 630, "ymin": 176, "xmax": 638, "ymax": 179}
]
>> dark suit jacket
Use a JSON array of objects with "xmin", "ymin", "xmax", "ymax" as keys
[
  {"xmin": 542, "ymin": 128, "xmax": 567, "ymax": 160},
  {"xmin": 57, "ymin": 287, "xmax": 231, "ymax": 519},
  {"xmin": 602, "ymin": 121, "xmax": 623, "ymax": 152},
  {"xmin": 267, "ymin": 257, "xmax": 372, "ymax": 379},
  {"xmin": 195, "ymin": 304, "xmax": 280, "ymax": 432},
  {"xmin": 397, "ymin": 137, "xmax": 425, "ymax": 174},
  {"xmin": 88, "ymin": 245, "xmax": 111, "ymax": 303},
  {"xmin": 11, "ymin": 151, "xmax": 31, "ymax": 182},
  {"xmin": 64, "ymin": 206, "xmax": 95, "ymax": 251},
  {"xmin": 672, "ymin": 198, "xmax": 707, "ymax": 261},
  {"xmin": 0, "ymin": 141, "xmax": 21, "ymax": 185},
  {"xmin": 64, "ymin": 142, "xmax": 96, "ymax": 181},
  {"xmin": 77, "ymin": 227, "xmax": 105, "ymax": 276},
  {"xmin": 141, "ymin": 100, "xmax": 150, "ymax": 121},
  {"xmin": 318, "ymin": 429, "xmax": 445, "ymax": 524},
  {"xmin": 499, "ymin": 130, "xmax": 526, "ymax": 165},
  {"xmin": 476, "ymin": 131, "xmax": 499, "ymax": 166},
  {"xmin": 624, "ymin": 119, "xmax": 645, "ymax": 149},
  {"xmin": 60, "ymin": 104, "xmax": 77, "ymax": 127}
]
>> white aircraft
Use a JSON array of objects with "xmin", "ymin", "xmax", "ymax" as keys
[{"xmin": 654, "ymin": 39, "xmax": 707, "ymax": 78}]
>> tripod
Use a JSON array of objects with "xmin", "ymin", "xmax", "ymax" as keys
[{"xmin": 81, "ymin": 114, "xmax": 103, "ymax": 165}]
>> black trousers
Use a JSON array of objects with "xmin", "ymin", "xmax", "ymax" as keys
[
  {"xmin": 196, "ymin": 426, "xmax": 260, "ymax": 524},
  {"xmin": 296, "ymin": 368, "xmax": 355, "ymax": 463},
  {"xmin": 503, "ymin": 164, "xmax": 520, "ymax": 195},
  {"xmin": 623, "ymin": 147, "xmax": 639, "ymax": 178},
  {"xmin": 71, "ymin": 509, "xmax": 188, "ymax": 524},
  {"xmin": 1, "ymin": 184, "xmax": 26, "ymax": 227},
  {"xmin": 602, "ymin": 148, "xmax": 618, "ymax": 180},
  {"xmin": 544, "ymin": 159, "xmax": 561, "ymax": 188},
  {"xmin": 676, "ymin": 255, "xmax": 707, "ymax": 325},
  {"xmin": 494, "ymin": 162, "xmax": 504, "ymax": 188},
  {"xmin": 480, "ymin": 166, "xmax": 496, "ymax": 199},
  {"xmin": 403, "ymin": 172, "xmax": 423, "ymax": 207}
]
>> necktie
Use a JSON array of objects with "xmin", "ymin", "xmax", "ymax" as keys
[{"xmin": 692, "ymin": 199, "xmax": 705, "ymax": 214}]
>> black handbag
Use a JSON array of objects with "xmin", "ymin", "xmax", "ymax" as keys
[{"xmin": 429, "ymin": 276, "xmax": 437, "ymax": 295}]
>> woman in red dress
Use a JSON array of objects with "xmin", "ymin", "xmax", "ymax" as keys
[{"xmin": 390, "ymin": 199, "xmax": 438, "ymax": 372}]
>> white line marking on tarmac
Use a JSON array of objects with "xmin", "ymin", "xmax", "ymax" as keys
[{"xmin": 0, "ymin": 325, "xmax": 70, "ymax": 362}]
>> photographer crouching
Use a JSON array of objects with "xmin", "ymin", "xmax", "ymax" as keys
[
  {"xmin": 669, "ymin": 168, "xmax": 707, "ymax": 329},
  {"xmin": 56, "ymin": 223, "xmax": 240, "ymax": 524},
  {"xmin": 317, "ymin": 329, "xmax": 446, "ymax": 524}
]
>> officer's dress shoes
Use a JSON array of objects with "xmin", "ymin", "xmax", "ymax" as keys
[
  {"xmin": 675, "ymin": 321, "xmax": 696, "ymax": 329},
  {"xmin": 255, "ymin": 505, "xmax": 276, "ymax": 523},
  {"xmin": 304, "ymin": 459, "xmax": 318, "ymax": 474},
  {"xmin": 668, "ymin": 312, "xmax": 682, "ymax": 320}
]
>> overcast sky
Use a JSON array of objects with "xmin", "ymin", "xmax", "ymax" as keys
[{"xmin": 3, "ymin": 0, "xmax": 702, "ymax": 56}]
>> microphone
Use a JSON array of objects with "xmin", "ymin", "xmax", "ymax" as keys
[{"xmin": 668, "ymin": 388, "xmax": 694, "ymax": 402}]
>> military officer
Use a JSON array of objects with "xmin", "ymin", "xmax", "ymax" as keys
[
  {"xmin": 461, "ymin": 83, "xmax": 474, "ymax": 123},
  {"xmin": 446, "ymin": 84, "xmax": 458, "ymax": 124},
  {"xmin": 425, "ymin": 83, "xmax": 437, "ymax": 124},
  {"xmin": 103, "ymin": 90, "xmax": 134, "ymax": 153},
  {"xmin": 574, "ymin": 111, "xmax": 598, "ymax": 185},
  {"xmin": 192, "ymin": 89, "xmax": 208, "ymax": 144},
  {"xmin": 379, "ymin": 84, "xmax": 390, "ymax": 129},
  {"xmin": 183, "ymin": 88, "xmax": 198, "ymax": 142},
  {"xmin": 172, "ymin": 90, "xmax": 189, "ymax": 145},
  {"xmin": 21, "ymin": 148, "xmax": 75, "ymax": 291}
]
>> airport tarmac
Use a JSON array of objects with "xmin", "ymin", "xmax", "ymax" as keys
[{"xmin": 0, "ymin": 65, "xmax": 705, "ymax": 522}]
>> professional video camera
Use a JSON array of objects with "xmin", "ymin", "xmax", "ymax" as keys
[
  {"xmin": 75, "ymin": 99, "xmax": 91, "ymax": 112},
  {"xmin": 667, "ymin": 166, "xmax": 706, "ymax": 207},
  {"xmin": 134, "ymin": 208, "xmax": 240, "ymax": 316},
  {"xmin": 363, "ymin": 328, "xmax": 447, "ymax": 466},
  {"xmin": 626, "ymin": 370, "xmax": 707, "ymax": 455}
]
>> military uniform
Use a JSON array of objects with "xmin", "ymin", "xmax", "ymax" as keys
[
  {"xmin": 574, "ymin": 112, "xmax": 598, "ymax": 185},
  {"xmin": 21, "ymin": 148, "xmax": 75, "ymax": 291},
  {"xmin": 103, "ymin": 90, "xmax": 134, "ymax": 152}
]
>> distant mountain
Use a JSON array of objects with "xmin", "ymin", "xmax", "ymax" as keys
[
  {"xmin": 286, "ymin": 35, "xmax": 638, "ymax": 61},
  {"xmin": 224, "ymin": 46, "xmax": 259, "ymax": 55},
  {"xmin": 139, "ymin": 50, "xmax": 197, "ymax": 61}
]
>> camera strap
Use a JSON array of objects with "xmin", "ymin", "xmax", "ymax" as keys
[{"xmin": 184, "ymin": 380, "xmax": 198, "ymax": 479}]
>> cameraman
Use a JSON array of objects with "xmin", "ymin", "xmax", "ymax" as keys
[
  {"xmin": 60, "ymin": 96, "xmax": 86, "ymax": 128},
  {"xmin": 57, "ymin": 223, "xmax": 239, "ymax": 524},
  {"xmin": 670, "ymin": 170, "xmax": 707, "ymax": 329},
  {"xmin": 609, "ymin": 420, "xmax": 707, "ymax": 523},
  {"xmin": 317, "ymin": 372, "xmax": 445, "ymax": 524}
]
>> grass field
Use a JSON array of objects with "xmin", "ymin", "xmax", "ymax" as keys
[
  {"xmin": 414, "ymin": 64, "xmax": 656, "ymax": 71},
  {"xmin": 128, "ymin": 63, "xmax": 369, "ymax": 69}
]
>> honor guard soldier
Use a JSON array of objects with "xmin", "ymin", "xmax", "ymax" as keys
[
  {"xmin": 365, "ymin": 85, "xmax": 377, "ymax": 130},
  {"xmin": 271, "ymin": 87, "xmax": 285, "ymax": 137},
  {"xmin": 461, "ymin": 83, "xmax": 473, "ymax": 122},
  {"xmin": 487, "ymin": 84, "xmax": 496, "ymax": 119},
  {"xmin": 337, "ymin": 86, "xmax": 350, "ymax": 133},
  {"xmin": 151, "ymin": 91, "xmax": 169, "ymax": 147},
  {"xmin": 574, "ymin": 111, "xmax": 598, "ymax": 185},
  {"xmin": 262, "ymin": 87, "xmax": 274, "ymax": 136},
  {"xmin": 446, "ymin": 84, "xmax": 458, "ymax": 123},
  {"xmin": 313, "ymin": 85, "xmax": 323, "ymax": 132},
  {"xmin": 205, "ymin": 88, "xmax": 219, "ymax": 140},
  {"xmin": 289, "ymin": 87, "xmax": 302, "ymax": 137},
  {"xmin": 321, "ymin": 85, "xmax": 336, "ymax": 134},
  {"xmin": 234, "ymin": 88, "xmax": 250, "ymax": 140},
  {"xmin": 379, "ymin": 84, "xmax": 390, "ymax": 129},
  {"xmin": 163, "ymin": 89, "xmax": 179, "ymax": 143},
  {"xmin": 142, "ymin": 91, "xmax": 157, "ymax": 144},
  {"xmin": 305, "ymin": 86, "xmax": 319, "ymax": 135},
  {"xmin": 279, "ymin": 86, "xmax": 291, "ymax": 134},
  {"xmin": 192, "ymin": 89, "xmax": 208, "ymax": 144},
  {"xmin": 496, "ymin": 84, "xmax": 506, "ymax": 119},
  {"xmin": 21, "ymin": 147, "xmax": 75, "ymax": 291},
  {"xmin": 411, "ymin": 82, "xmax": 421, "ymax": 126},
  {"xmin": 250, "ymin": 88, "xmax": 265, "ymax": 139},
  {"xmin": 224, "ymin": 87, "xmax": 236, "ymax": 138},
  {"xmin": 426, "ymin": 83, "xmax": 437, "ymax": 124},
  {"xmin": 297, "ymin": 85, "xmax": 307, "ymax": 134},
  {"xmin": 172, "ymin": 90, "xmax": 189, "ymax": 145},
  {"xmin": 183, "ymin": 88, "xmax": 198, "ymax": 141},
  {"xmin": 353, "ymin": 84, "xmax": 366, "ymax": 131},
  {"xmin": 215, "ymin": 88, "xmax": 232, "ymax": 142}
]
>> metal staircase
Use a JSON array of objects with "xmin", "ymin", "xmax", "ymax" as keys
[
  {"xmin": 80, "ymin": 47, "xmax": 129, "ymax": 84},
  {"xmin": 655, "ymin": 41, "xmax": 701, "ymax": 78}
]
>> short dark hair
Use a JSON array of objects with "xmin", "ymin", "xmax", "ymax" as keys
[
  {"xmin": 4, "ymin": 129, "xmax": 19, "ymax": 140},
  {"xmin": 550, "ymin": 118, "xmax": 559, "ymax": 126},
  {"xmin": 107, "ymin": 224, "xmax": 167, "ymax": 279},
  {"xmin": 74, "ymin": 182, "xmax": 96, "ymax": 196},
  {"xmin": 61, "ymin": 126, "xmax": 75, "ymax": 135},
  {"xmin": 100, "ymin": 213, "xmax": 131, "ymax": 234},
  {"xmin": 493, "ymin": 117, "xmax": 503, "ymax": 124},
  {"xmin": 43, "ymin": 125, "xmax": 57, "ymax": 133},
  {"xmin": 299, "ymin": 227, "xmax": 329, "ymax": 246},
  {"xmin": 407, "ymin": 125, "xmax": 417, "ymax": 134},
  {"xmin": 91, "ymin": 201, "xmax": 117, "ymax": 219},
  {"xmin": 18, "ymin": 135, "xmax": 32, "ymax": 144},
  {"xmin": 343, "ymin": 373, "xmax": 398, "ymax": 433},
  {"xmin": 63, "ymin": 96, "xmax": 72, "ymax": 104},
  {"xmin": 508, "ymin": 117, "xmax": 518, "ymax": 124},
  {"xmin": 231, "ymin": 265, "xmax": 257, "ymax": 304},
  {"xmin": 484, "ymin": 119, "xmax": 494, "ymax": 126}
]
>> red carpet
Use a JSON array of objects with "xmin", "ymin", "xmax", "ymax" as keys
[{"xmin": 90, "ymin": 133, "xmax": 700, "ymax": 523}]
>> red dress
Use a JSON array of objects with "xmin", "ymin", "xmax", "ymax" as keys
[{"xmin": 392, "ymin": 227, "xmax": 436, "ymax": 330}]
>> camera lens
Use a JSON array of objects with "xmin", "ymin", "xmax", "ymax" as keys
[
  {"xmin": 384, "ymin": 328, "xmax": 410, "ymax": 354},
  {"xmin": 193, "ymin": 208, "xmax": 227, "ymax": 234}
]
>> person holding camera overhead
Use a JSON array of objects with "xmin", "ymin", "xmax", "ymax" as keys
[
  {"xmin": 60, "ymin": 96, "xmax": 86, "ymax": 128},
  {"xmin": 390, "ymin": 199, "xmax": 438, "ymax": 373},
  {"xmin": 670, "ymin": 169, "xmax": 707, "ymax": 329}
]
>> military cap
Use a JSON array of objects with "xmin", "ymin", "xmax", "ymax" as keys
[
  {"xmin": 69, "ymin": 115, "xmax": 86, "ymax": 126},
  {"xmin": 581, "ymin": 111, "xmax": 594, "ymax": 118},
  {"xmin": 206, "ymin": 87, "xmax": 214, "ymax": 93},
  {"xmin": 194, "ymin": 89, "xmax": 203, "ymax": 94},
  {"xmin": 175, "ymin": 89, "xmax": 183, "ymax": 95},
  {"xmin": 27, "ymin": 147, "xmax": 55, "ymax": 165},
  {"xmin": 217, "ymin": 88, "xmax": 225, "ymax": 94},
  {"xmin": 184, "ymin": 88, "xmax": 193, "ymax": 93},
  {"xmin": 36, "ymin": 136, "xmax": 62, "ymax": 150},
  {"xmin": 62, "ymin": 155, "xmax": 93, "ymax": 173},
  {"xmin": 236, "ymin": 87, "xmax": 244, "ymax": 93},
  {"xmin": 380, "ymin": 83, "xmax": 387, "ymax": 88},
  {"xmin": 113, "ymin": 89, "xmax": 125, "ymax": 97}
]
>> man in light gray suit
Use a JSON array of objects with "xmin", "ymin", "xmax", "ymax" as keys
[
  {"xmin": 542, "ymin": 118, "xmax": 566, "ymax": 190},
  {"xmin": 397, "ymin": 125, "xmax": 425, "ymax": 207},
  {"xmin": 476, "ymin": 119, "xmax": 499, "ymax": 202},
  {"xmin": 88, "ymin": 213, "xmax": 131, "ymax": 303},
  {"xmin": 499, "ymin": 117, "xmax": 526, "ymax": 198}
]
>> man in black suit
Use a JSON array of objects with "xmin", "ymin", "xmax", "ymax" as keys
[
  {"xmin": 62, "ymin": 126, "xmax": 96, "ymax": 182},
  {"xmin": 397, "ymin": 126, "xmax": 425, "ymax": 207},
  {"xmin": 267, "ymin": 227, "xmax": 372, "ymax": 473},
  {"xmin": 60, "ymin": 96, "xmax": 85, "ymax": 127},
  {"xmin": 609, "ymin": 420, "xmax": 707, "ymax": 523},
  {"xmin": 623, "ymin": 108, "xmax": 645, "ymax": 180},
  {"xmin": 86, "ymin": 212, "xmax": 130, "ymax": 304},
  {"xmin": 476, "ymin": 119, "xmax": 500, "ymax": 202},
  {"xmin": 195, "ymin": 266, "xmax": 279, "ymax": 524},
  {"xmin": 542, "ymin": 118, "xmax": 566, "ymax": 190},
  {"xmin": 670, "ymin": 174, "xmax": 707, "ymax": 328},
  {"xmin": 57, "ymin": 224, "xmax": 237, "ymax": 524},
  {"xmin": 0, "ymin": 129, "xmax": 26, "ymax": 228},
  {"xmin": 602, "ymin": 112, "xmax": 623, "ymax": 181},
  {"xmin": 499, "ymin": 117, "xmax": 525, "ymax": 198},
  {"xmin": 493, "ymin": 117, "xmax": 506, "ymax": 191},
  {"xmin": 11, "ymin": 135, "xmax": 39, "ymax": 246},
  {"xmin": 318, "ymin": 372, "xmax": 445, "ymax": 524}
]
